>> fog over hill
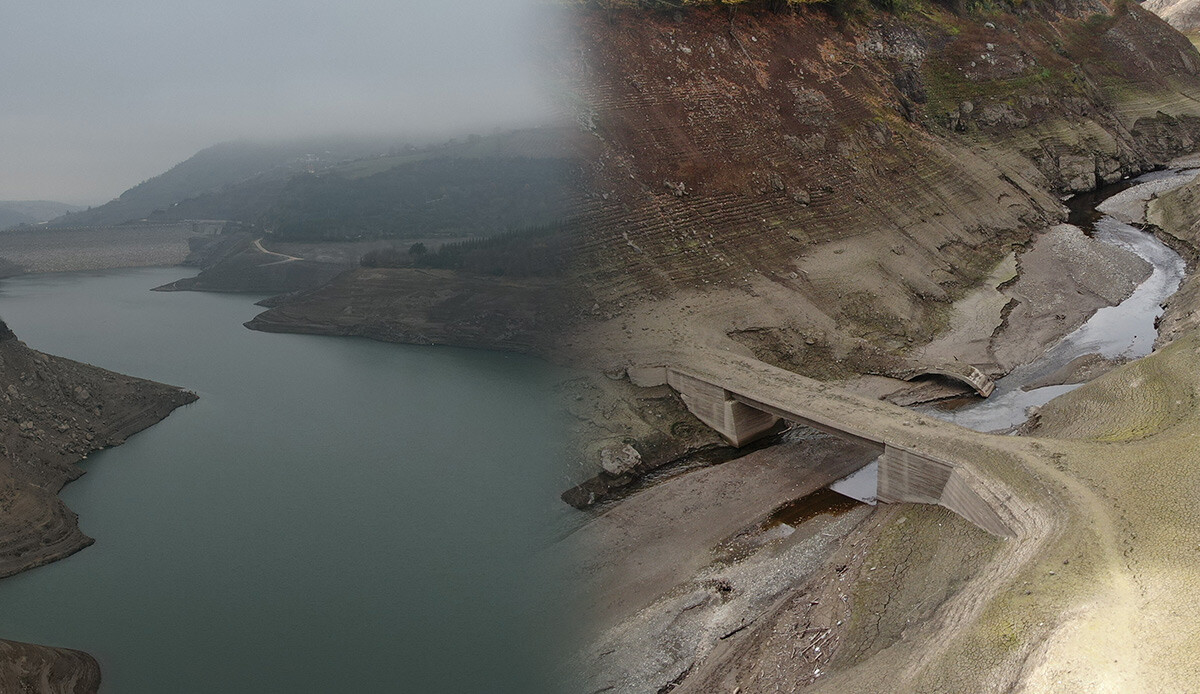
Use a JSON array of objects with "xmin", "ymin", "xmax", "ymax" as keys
[
  {"xmin": 0, "ymin": 0, "xmax": 561, "ymax": 202},
  {"xmin": 47, "ymin": 138, "xmax": 406, "ymax": 228},
  {"xmin": 0, "ymin": 201, "xmax": 81, "ymax": 230},
  {"xmin": 52, "ymin": 128, "xmax": 578, "ymax": 240}
]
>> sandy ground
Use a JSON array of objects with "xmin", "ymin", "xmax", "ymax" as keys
[
  {"xmin": 915, "ymin": 252, "xmax": 1017, "ymax": 372},
  {"xmin": 559, "ymin": 430, "xmax": 878, "ymax": 692},
  {"xmin": 1098, "ymin": 158, "xmax": 1200, "ymax": 224},
  {"xmin": 1009, "ymin": 332, "xmax": 1200, "ymax": 692},
  {"xmin": 991, "ymin": 224, "xmax": 1151, "ymax": 371}
]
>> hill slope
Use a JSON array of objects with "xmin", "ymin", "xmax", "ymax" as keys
[
  {"xmin": 0, "ymin": 201, "xmax": 81, "ymax": 230},
  {"xmin": 566, "ymin": 0, "xmax": 1200, "ymax": 379},
  {"xmin": 1145, "ymin": 0, "xmax": 1200, "ymax": 33},
  {"xmin": 51, "ymin": 129, "xmax": 579, "ymax": 241},
  {"xmin": 46, "ymin": 138, "xmax": 399, "ymax": 228}
]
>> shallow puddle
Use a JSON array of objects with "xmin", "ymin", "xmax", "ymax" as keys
[{"xmin": 763, "ymin": 488, "xmax": 861, "ymax": 530}]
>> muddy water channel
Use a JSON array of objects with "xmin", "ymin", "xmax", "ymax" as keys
[{"xmin": 923, "ymin": 168, "xmax": 1192, "ymax": 433}]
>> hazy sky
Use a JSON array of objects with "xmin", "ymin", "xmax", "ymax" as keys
[{"xmin": 0, "ymin": 1, "xmax": 561, "ymax": 203}]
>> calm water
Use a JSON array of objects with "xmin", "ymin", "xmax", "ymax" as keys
[{"xmin": 0, "ymin": 267, "xmax": 567, "ymax": 692}]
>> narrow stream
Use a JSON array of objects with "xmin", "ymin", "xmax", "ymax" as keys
[
  {"xmin": 829, "ymin": 166, "xmax": 1194, "ymax": 500},
  {"xmin": 920, "ymin": 168, "xmax": 1192, "ymax": 433}
]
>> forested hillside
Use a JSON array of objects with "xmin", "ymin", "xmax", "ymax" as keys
[
  {"xmin": 47, "ymin": 138, "xmax": 403, "ymax": 228},
  {"xmin": 49, "ymin": 129, "xmax": 577, "ymax": 241}
]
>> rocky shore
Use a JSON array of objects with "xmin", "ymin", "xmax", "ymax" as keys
[
  {"xmin": 0, "ymin": 319, "xmax": 196, "ymax": 691},
  {"xmin": 0, "ymin": 640, "xmax": 101, "ymax": 694}
]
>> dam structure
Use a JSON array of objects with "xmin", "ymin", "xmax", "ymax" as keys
[{"xmin": 630, "ymin": 354, "xmax": 1015, "ymax": 538}]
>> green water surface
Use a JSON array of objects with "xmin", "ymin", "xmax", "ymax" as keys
[{"xmin": 0, "ymin": 267, "xmax": 567, "ymax": 693}]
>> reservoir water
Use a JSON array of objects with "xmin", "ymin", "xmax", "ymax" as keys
[{"xmin": 0, "ymin": 267, "xmax": 567, "ymax": 692}]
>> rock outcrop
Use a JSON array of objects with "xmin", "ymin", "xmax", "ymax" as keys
[{"xmin": 0, "ymin": 640, "xmax": 101, "ymax": 694}]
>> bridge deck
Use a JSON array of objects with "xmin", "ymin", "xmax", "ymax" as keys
[
  {"xmin": 669, "ymin": 352, "xmax": 957, "ymax": 450},
  {"xmin": 660, "ymin": 352, "xmax": 1020, "ymax": 537}
]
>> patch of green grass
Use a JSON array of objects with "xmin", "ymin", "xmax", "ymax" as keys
[{"xmin": 922, "ymin": 61, "xmax": 1070, "ymax": 116}]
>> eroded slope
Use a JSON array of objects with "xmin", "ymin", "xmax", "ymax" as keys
[{"xmin": 568, "ymin": 1, "xmax": 1200, "ymax": 377}]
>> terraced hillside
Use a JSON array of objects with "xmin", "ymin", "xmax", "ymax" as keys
[{"xmin": 567, "ymin": 0, "xmax": 1200, "ymax": 377}]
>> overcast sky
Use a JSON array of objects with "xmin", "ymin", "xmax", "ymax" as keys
[{"xmin": 0, "ymin": 1, "xmax": 561, "ymax": 204}]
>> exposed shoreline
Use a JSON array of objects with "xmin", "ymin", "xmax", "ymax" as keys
[
  {"xmin": 559, "ymin": 161, "xmax": 1200, "ymax": 693},
  {"xmin": 0, "ymin": 319, "xmax": 196, "ymax": 692}
]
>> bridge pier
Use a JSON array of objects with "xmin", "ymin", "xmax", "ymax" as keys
[
  {"xmin": 667, "ymin": 370, "xmax": 782, "ymax": 446},
  {"xmin": 661, "ymin": 364, "xmax": 1015, "ymax": 538},
  {"xmin": 878, "ymin": 445, "xmax": 1013, "ymax": 537}
]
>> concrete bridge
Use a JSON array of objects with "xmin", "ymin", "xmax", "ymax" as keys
[{"xmin": 629, "ymin": 354, "xmax": 1015, "ymax": 537}]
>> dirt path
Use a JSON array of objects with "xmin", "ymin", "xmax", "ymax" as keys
[{"xmin": 252, "ymin": 238, "xmax": 302, "ymax": 265}]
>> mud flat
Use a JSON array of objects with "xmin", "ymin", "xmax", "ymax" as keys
[
  {"xmin": 243, "ymin": 267, "xmax": 567, "ymax": 353},
  {"xmin": 927, "ymin": 168, "xmax": 1192, "ymax": 431},
  {"xmin": 560, "ymin": 431, "xmax": 879, "ymax": 692}
]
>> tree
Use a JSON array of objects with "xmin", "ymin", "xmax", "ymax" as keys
[{"xmin": 409, "ymin": 242, "xmax": 428, "ymax": 256}]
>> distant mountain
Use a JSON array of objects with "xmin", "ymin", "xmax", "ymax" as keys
[
  {"xmin": 0, "ymin": 201, "xmax": 82, "ymax": 230},
  {"xmin": 0, "ymin": 209, "xmax": 34, "ymax": 230},
  {"xmin": 49, "ymin": 129, "xmax": 577, "ymax": 239},
  {"xmin": 261, "ymin": 155, "xmax": 575, "ymax": 240},
  {"xmin": 45, "ymin": 137, "xmax": 406, "ymax": 228},
  {"xmin": 67, "ymin": 128, "xmax": 577, "ymax": 241}
]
